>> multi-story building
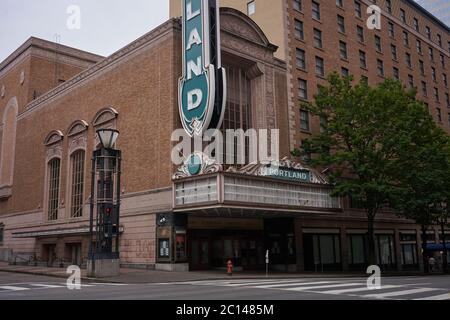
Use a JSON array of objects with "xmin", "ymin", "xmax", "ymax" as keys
[
  {"xmin": 171, "ymin": 0, "xmax": 450, "ymax": 151},
  {"xmin": 0, "ymin": 2, "xmax": 448, "ymax": 273}
]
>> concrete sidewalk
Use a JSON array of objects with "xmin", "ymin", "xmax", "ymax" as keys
[{"xmin": 0, "ymin": 262, "xmax": 426, "ymax": 284}]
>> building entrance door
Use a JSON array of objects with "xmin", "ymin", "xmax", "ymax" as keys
[
  {"xmin": 189, "ymin": 231, "xmax": 264, "ymax": 271},
  {"xmin": 43, "ymin": 244, "xmax": 56, "ymax": 267},
  {"xmin": 190, "ymin": 238, "xmax": 210, "ymax": 270},
  {"xmin": 70, "ymin": 244, "xmax": 82, "ymax": 266}
]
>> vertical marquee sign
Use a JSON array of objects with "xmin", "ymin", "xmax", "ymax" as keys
[{"xmin": 179, "ymin": 0, "xmax": 227, "ymax": 137}]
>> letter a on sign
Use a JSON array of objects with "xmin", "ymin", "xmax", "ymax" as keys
[{"xmin": 179, "ymin": 0, "xmax": 227, "ymax": 137}]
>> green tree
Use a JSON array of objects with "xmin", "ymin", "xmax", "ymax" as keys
[
  {"xmin": 296, "ymin": 73, "xmax": 436, "ymax": 267},
  {"xmin": 389, "ymin": 113, "xmax": 450, "ymax": 273}
]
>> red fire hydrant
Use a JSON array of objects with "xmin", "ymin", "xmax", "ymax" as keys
[{"xmin": 227, "ymin": 260, "xmax": 233, "ymax": 276}]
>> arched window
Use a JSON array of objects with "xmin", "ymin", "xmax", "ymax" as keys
[
  {"xmin": 70, "ymin": 150, "xmax": 85, "ymax": 218},
  {"xmin": 47, "ymin": 158, "xmax": 61, "ymax": 221},
  {"xmin": 0, "ymin": 97, "xmax": 18, "ymax": 194}
]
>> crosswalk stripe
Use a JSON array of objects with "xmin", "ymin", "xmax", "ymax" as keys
[
  {"xmin": 211, "ymin": 280, "xmax": 309, "ymax": 287},
  {"xmin": 30, "ymin": 284, "xmax": 65, "ymax": 288},
  {"xmin": 319, "ymin": 285, "xmax": 402, "ymax": 295},
  {"xmin": 285, "ymin": 283, "xmax": 362, "ymax": 292},
  {"xmin": 250, "ymin": 281, "xmax": 337, "ymax": 289},
  {"xmin": 363, "ymin": 288, "xmax": 438, "ymax": 298},
  {"xmin": 414, "ymin": 293, "xmax": 450, "ymax": 301},
  {"xmin": 0, "ymin": 286, "xmax": 30, "ymax": 291}
]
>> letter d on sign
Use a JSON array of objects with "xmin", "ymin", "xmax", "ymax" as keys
[
  {"xmin": 366, "ymin": 265, "xmax": 381, "ymax": 290},
  {"xmin": 67, "ymin": 265, "xmax": 81, "ymax": 290}
]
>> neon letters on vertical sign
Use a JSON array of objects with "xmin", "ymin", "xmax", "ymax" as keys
[{"xmin": 179, "ymin": 0, "xmax": 226, "ymax": 137}]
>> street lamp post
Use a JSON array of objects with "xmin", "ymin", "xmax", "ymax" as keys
[{"xmin": 88, "ymin": 129, "xmax": 121, "ymax": 278}]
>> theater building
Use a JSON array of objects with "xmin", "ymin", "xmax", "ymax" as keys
[{"xmin": 0, "ymin": 4, "xmax": 448, "ymax": 272}]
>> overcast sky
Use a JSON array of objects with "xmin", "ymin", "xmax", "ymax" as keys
[
  {"xmin": 0, "ymin": 0, "xmax": 169, "ymax": 62},
  {"xmin": 0, "ymin": 1, "xmax": 448, "ymax": 64}
]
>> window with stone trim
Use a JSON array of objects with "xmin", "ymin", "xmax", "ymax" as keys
[
  {"xmin": 47, "ymin": 158, "xmax": 61, "ymax": 221},
  {"xmin": 70, "ymin": 150, "xmax": 85, "ymax": 218}
]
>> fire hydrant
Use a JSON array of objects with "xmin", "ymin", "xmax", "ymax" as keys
[{"xmin": 227, "ymin": 260, "xmax": 233, "ymax": 276}]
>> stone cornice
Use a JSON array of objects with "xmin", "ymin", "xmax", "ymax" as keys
[
  {"xmin": 0, "ymin": 37, "xmax": 103, "ymax": 77},
  {"xmin": 18, "ymin": 19, "xmax": 181, "ymax": 120}
]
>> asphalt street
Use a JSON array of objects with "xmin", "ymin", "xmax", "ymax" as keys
[{"xmin": 0, "ymin": 271, "xmax": 449, "ymax": 300}]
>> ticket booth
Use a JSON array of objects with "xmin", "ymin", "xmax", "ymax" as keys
[{"xmin": 155, "ymin": 213, "xmax": 188, "ymax": 271}]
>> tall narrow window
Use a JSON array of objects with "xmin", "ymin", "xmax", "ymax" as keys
[
  {"xmin": 221, "ymin": 63, "xmax": 252, "ymax": 165},
  {"xmin": 47, "ymin": 158, "xmax": 60, "ymax": 221},
  {"xmin": 315, "ymin": 56, "xmax": 325, "ymax": 77},
  {"xmin": 313, "ymin": 28, "xmax": 323, "ymax": 48},
  {"xmin": 388, "ymin": 22, "xmax": 395, "ymax": 38},
  {"xmin": 300, "ymin": 109, "xmax": 310, "ymax": 131},
  {"xmin": 354, "ymin": 1, "xmax": 362, "ymax": 18},
  {"xmin": 298, "ymin": 78, "xmax": 308, "ymax": 100},
  {"xmin": 359, "ymin": 50, "xmax": 367, "ymax": 69},
  {"xmin": 391, "ymin": 44, "xmax": 397, "ymax": 60},
  {"xmin": 312, "ymin": 1, "xmax": 321, "ymax": 20},
  {"xmin": 340, "ymin": 41, "xmax": 348, "ymax": 60},
  {"xmin": 294, "ymin": 19, "xmax": 304, "ymax": 40},
  {"xmin": 296, "ymin": 48, "xmax": 306, "ymax": 69},
  {"xmin": 386, "ymin": 0, "xmax": 392, "ymax": 14},
  {"xmin": 400, "ymin": 9, "xmax": 406, "ymax": 24},
  {"xmin": 293, "ymin": 0, "xmax": 302, "ymax": 11},
  {"xmin": 413, "ymin": 18, "xmax": 419, "ymax": 32},
  {"xmin": 70, "ymin": 150, "xmax": 85, "ymax": 218}
]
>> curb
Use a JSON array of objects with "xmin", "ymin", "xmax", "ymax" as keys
[{"xmin": 0, "ymin": 267, "xmax": 437, "ymax": 284}]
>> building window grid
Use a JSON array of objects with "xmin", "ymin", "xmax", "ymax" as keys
[
  {"xmin": 47, "ymin": 158, "xmax": 60, "ymax": 221},
  {"xmin": 312, "ymin": 1, "xmax": 321, "ymax": 20},
  {"xmin": 400, "ymin": 9, "xmax": 406, "ymax": 24},
  {"xmin": 315, "ymin": 56, "xmax": 325, "ymax": 77},
  {"xmin": 386, "ymin": 0, "xmax": 392, "ymax": 14},
  {"xmin": 298, "ymin": 78, "xmax": 308, "ymax": 100},
  {"xmin": 406, "ymin": 53, "xmax": 412, "ymax": 69},
  {"xmin": 355, "ymin": 1, "xmax": 362, "ymax": 19},
  {"xmin": 375, "ymin": 35, "xmax": 382, "ymax": 52},
  {"xmin": 377, "ymin": 59, "xmax": 384, "ymax": 77},
  {"xmin": 300, "ymin": 109, "xmax": 310, "ymax": 131},
  {"xmin": 338, "ymin": 15, "xmax": 345, "ymax": 33},
  {"xmin": 70, "ymin": 150, "xmax": 85, "ymax": 218},
  {"xmin": 296, "ymin": 48, "xmax": 306, "ymax": 69},
  {"xmin": 294, "ymin": 19, "xmax": 304, "ymax": 40},
  {"xmin": 393, "ymin": 67, "xmax": 399, "ymax": 80},
  {"xmin": 359, "ymin": 50, "xmax": 367, "ymax": 69},
  {"xmin": 403, "ymin": 31, "xmax": 409, "ymax": 47},
  {"xmin": 388, "ymin": 22, "xmax": 395, "ymax": 38},
  {"xmin": 357, "ymin": 25, "xmax": 364, "ymax": 43},
  {"xmin": 313, "ymin": 28, "xmax": 323, "ymax": 48},
  {"xmin": 293, "ymin": 0, "xmax": 302, "ymax": 12},
  {"xmin": 408, "ymin": 74, "xmax": 414, "ymax": 88},
  {"xmin": 416, "ymin": 39, "xmax": 422, "ymax": 54},
  {"xmin": 340, "ymin": 41, "xmax": 348, "ymax": 60},
  {"xmin": 391, "ymin": 44, "xmax": 397, "ymax": 60}
]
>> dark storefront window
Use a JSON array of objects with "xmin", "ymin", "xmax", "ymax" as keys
[
  {"xmin": 375, "ymin": 234, "xmax": 396, "ymax": 270},
  {"xmin": 400, "ymin": 233, "xmax": 418, "ymax": 269},
  {"xmin": 348, "ymin": 234, "xmax": 367, "ymax": 269},
  {"xmin": 304, "ymin": 233, "xmax": 342, "ymax": 272}
]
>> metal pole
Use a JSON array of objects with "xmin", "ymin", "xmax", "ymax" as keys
[
  {"xmin": 115, "ymin": 150, "xmax": 122, "ymax": 255},
  {"xmin": 89, "ymin": 153, "xmax": 96, "ymax": 269},
  {"xmin": 441, "ymin": 221, "xmax": 448, "ymax": 274}
]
